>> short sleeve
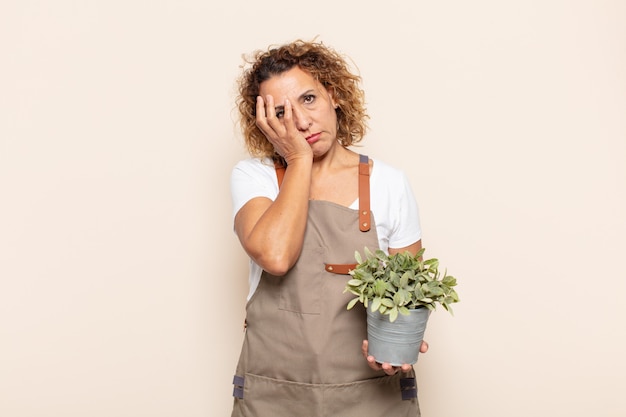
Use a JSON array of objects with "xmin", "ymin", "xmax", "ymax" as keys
[
  {"xmin": 369, "ymin": 159, "xmax": 422, "ymax": 251},
  {"xmin": 388, "ymin": 171, "xmax": 422, "ymax": 249},
  {"xmin": 230, "ymin": 158, "xmax": 279, "ymax": 220}
]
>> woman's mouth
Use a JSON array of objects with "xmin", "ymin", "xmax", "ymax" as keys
[{"xmin": 306, "ymin": 133, "xmax": 321, "ymax": 144}]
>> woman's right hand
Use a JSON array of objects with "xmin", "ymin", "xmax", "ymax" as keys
[{"xmin": 255, "ymin": 95, "xmax": 312, "ymax": 164}]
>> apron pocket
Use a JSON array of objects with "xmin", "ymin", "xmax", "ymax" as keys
[
  {"xmin": 324, "ymin": 375, "xmax": 420, "ymax": 417},
  {"xmin": 278, "ymin": 246, "xmax": 325, "ymax": 315},
  {"xmin": 235, "ymin": 373, "xmax": 418, "ymax": 417},
  {"xmin": 237, "ymin": 373, "xmax": 323, "ymax": 416}
]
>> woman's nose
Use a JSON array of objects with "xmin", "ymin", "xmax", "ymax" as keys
[{"xmin": 291, "ymin": 105, "xmax": 311, "ymax": 131}]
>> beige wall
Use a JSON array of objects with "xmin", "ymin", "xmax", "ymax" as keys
[{"xmin": 2, "ymin": 1, "xmax": 625, "ymax": 416}]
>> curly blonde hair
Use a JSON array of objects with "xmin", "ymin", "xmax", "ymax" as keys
[{"xmin": 236, "ymin": 40, "xmax": 369, "ymax": 159}]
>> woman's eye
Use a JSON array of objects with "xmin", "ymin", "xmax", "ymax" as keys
[
  {"xmin": 275, "ymin": 108, "xmax": 285, "ymax": 118},
  {"xmin": 303, "ymin": 95, "xmax": 315, "ymax": 104}
]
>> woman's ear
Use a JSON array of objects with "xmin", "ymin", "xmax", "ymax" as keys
[{"xmin": 327, "ymin": 87, "xmax": 339, "ymax": 109}]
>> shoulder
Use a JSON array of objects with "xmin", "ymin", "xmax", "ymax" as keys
[
  {"xmin": 231, "ymin": 157, "xmax": 278, "ymax": 184},
  {"xmin": 370, "ymin": 157, "xmax": 410, "ymax": 184},
  {"xmin": 230, "ymin": 157, "xmax": 279, "ymax": 218},
  {"xmin": 369, "ymin": 157, "xmax": 418, "ymax": 205},
  {"xmin": 368, "ymin": 157, "xmax": 421, "ymax": 245},
  {"xmin": 232, "ymin": 157, "xmax": 275, "ymax": 174}
]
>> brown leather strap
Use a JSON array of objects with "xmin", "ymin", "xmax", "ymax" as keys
[
  {"xmin": 358, "ymin": 154, "xmax": 371, "ymax": 232},
  {"xmin": 327, "ymin": 155, "xmax": 372, "ymax": 275},
  {"xmin": 274, "ymin": 159, "xmax": 286, "ymax": 187},
  {"xmin": 324, "ymin": 263, "xmax": 358, "ymax": 274}
]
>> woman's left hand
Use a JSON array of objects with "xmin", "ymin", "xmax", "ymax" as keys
[{"xmin": 361, "ymin": 339, "xmax": 429, "ymax": 375}]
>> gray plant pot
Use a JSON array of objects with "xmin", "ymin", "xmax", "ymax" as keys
[{"xmin": 366, "ymin": 307, "xmax": 430, "ymax": 366}]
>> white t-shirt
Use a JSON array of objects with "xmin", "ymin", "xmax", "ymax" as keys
[{"xmin": 230, "ymin": 157, "xmax": 422, "ymax": 299}]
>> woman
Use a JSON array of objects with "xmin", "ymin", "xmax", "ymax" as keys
[{"xmin": 230, "ymin": 39, "xmax": 427, "ymax": 416}]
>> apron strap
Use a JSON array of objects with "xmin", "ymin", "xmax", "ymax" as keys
[
  {"xmin": 358, "ymin": 154, "xmax": 371, "ymax": 232},
  {"xmin": 324, "ymin": 263, "xmax": 357, "ymax": 274},
  {"xmin": 274, "ymin": 158, "xmax": 286, "ymax": 187}
]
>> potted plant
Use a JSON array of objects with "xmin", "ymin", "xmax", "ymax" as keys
[{"xmin": 344, "ymin": 247, "xmax": 459, "ymax": 366}]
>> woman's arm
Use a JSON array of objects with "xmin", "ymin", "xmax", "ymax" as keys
[
  {"xmin": 234, "ymin": 158, "xmax": 311, "ymax": 276},
  {"xmin": 234, "ymin": 96, "xmax": 313, "ymax": 276},
  {"xmin": 388, "ymin": 240, "xmax": 422, "ymax": 257}
]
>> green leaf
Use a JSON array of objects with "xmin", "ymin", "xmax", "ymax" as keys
[
  {"xmin": 399, "ymin": 271, "xmax": 410, "ymax": 288},
  {"xmin": 393, "ymin": 291, "xmax": 403, "ymax": 306},
  {"xmin": 381, "ymin": 298, "xmax": 395, "ymax": 308},
  {"xmin": 389, "ymin": 270, "xmax": 399, "ymax": 286},
  {"xmin": 429, "ymin": 286, "xmax": 444, "ymax": 296},
  {"xmin": 423, "ymin": 258, "xmax": 439, "ymax": 268},
  {"xmin": 347, "ymin": 297, "xmax": 360, "ymax": 310},
  {"xmin": 389, "ymin": 307, "xmax": 399, "ymax": 322},
  {"xmin": 414, "ymin": 287, "xmax": 425, "ymax": 300},
  {"xmin": 371, "ymin": 297, "xmax": 382, "ymax": 312},
  {"xmin": 345, "ymin": 288, "xmax": 360, "ymax": 296},
  {"xmin": 395, "ymin": 288, "xmax": 411, "ymax": 306},
  {"xmin": 347, "ymin": 279, "xmax": 363, "ymax": 287},
  {"xmin": 373, "ymin": 279, "xmax": 387, "ymax": 296},
  {"xmin": 442, "ymin": 275, "xmax": 457, "ymax": 286}
]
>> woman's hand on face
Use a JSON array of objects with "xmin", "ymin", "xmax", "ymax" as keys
[
  {"xmin": 255, "ymin": 95, "xmax": 312, "ymax": 164},
  {"xmin": 361, "ymin": 339, "xmax": 429, "ymax": 375}
]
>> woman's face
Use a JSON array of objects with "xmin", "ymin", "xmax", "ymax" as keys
[{"xmin": 258, "ymin": 66, "xmax": 339, "ymax": 157}]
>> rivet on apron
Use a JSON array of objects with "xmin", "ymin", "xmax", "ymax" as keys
[
  {"xmin": 327, "ymin": 265, "xmax": 334, "ymax": 272},
  {"xmin": 362, "ymin": 222, "xmax": 368, "ymax": 228}
]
